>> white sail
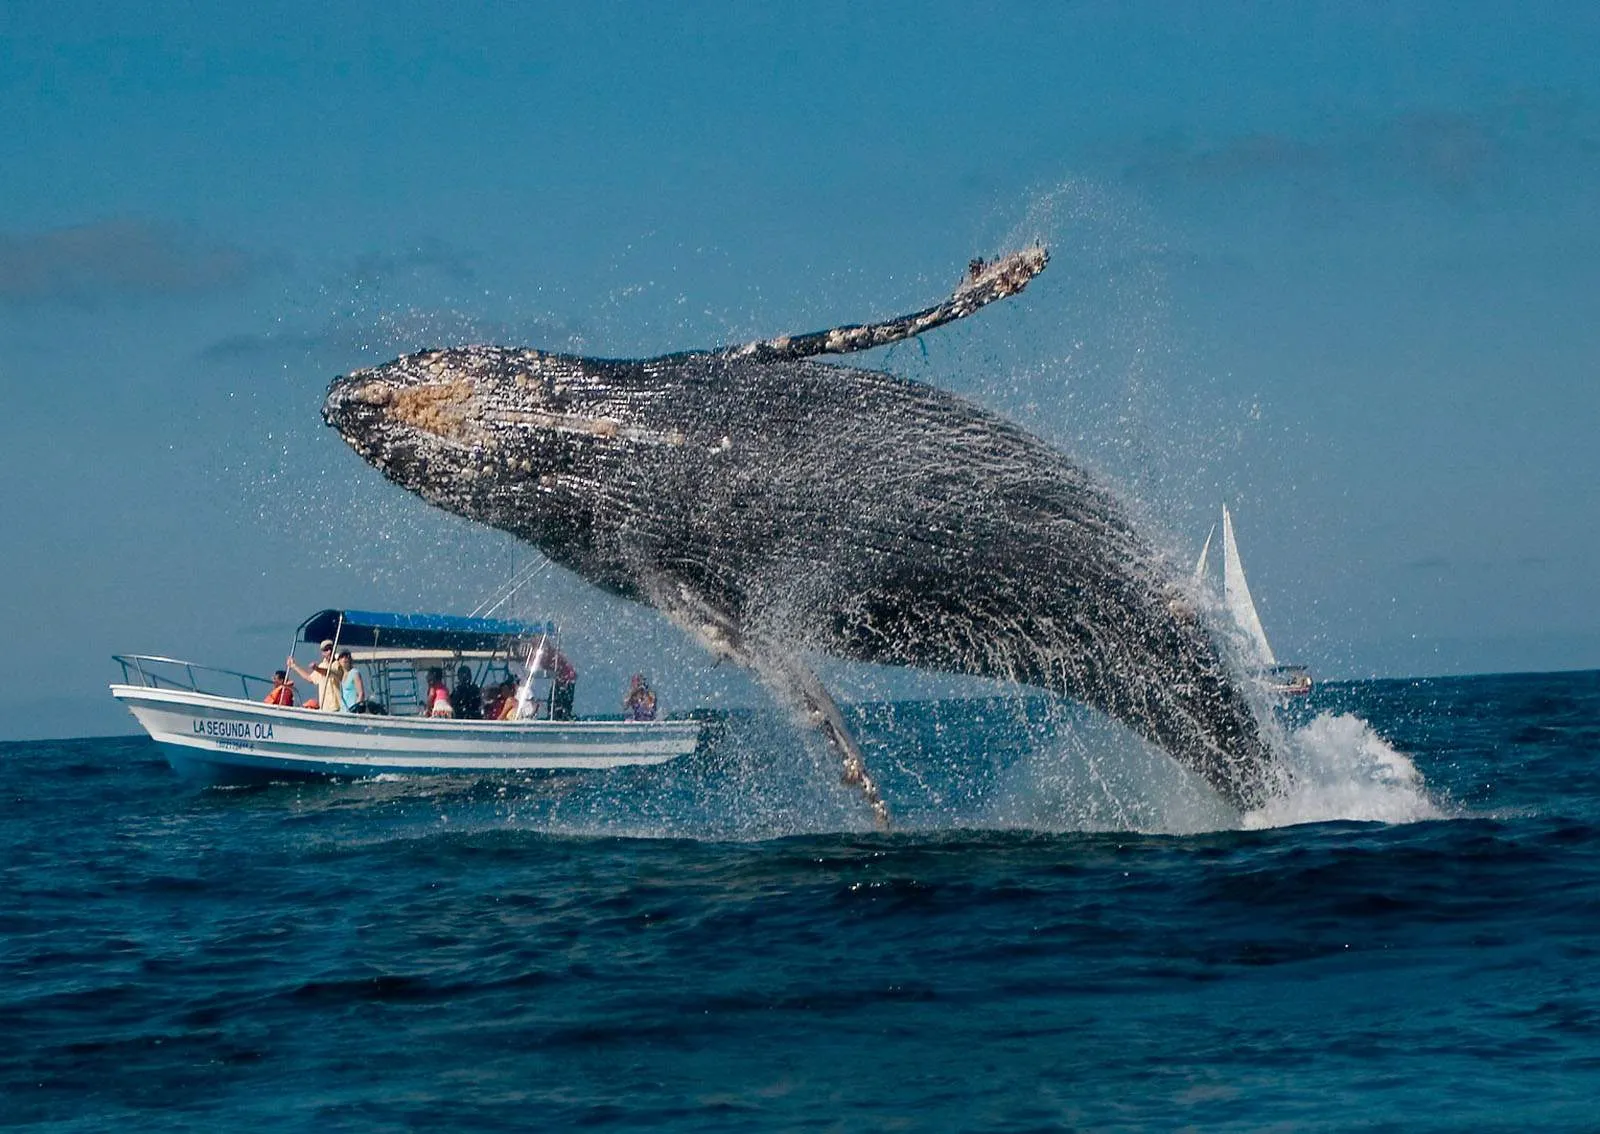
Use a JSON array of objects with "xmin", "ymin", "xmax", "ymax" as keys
[
  {"xmin": 1194, "ymin": 523, "xmax": 1216, "ymax": 583},
  {"xmin": 1221, "ymin": 505, "xmax": 1277, "ymax": 667}
]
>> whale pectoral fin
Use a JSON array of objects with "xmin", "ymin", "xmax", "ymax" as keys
[
  {"xmin": 641, "ymin": 577, "xmax": 890, "ymax": 829},
  {"xmin": 755, "ymin": 656, "xmax": 890, "ymax": 831},
  {"xmin": 717, "ymin": 246, "xmax": 1049, "ymax": 364}
]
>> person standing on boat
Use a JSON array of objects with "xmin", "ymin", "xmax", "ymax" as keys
[
  {"xmin": 287, "ymin": 640, "xmax": 347, "ymax": 712},
  {"xmin": 264, "ymin": 670, "xmax": 297, "ymax": 707},
  {"xmin": 623, "ymin": 674, "xmax": 657, "ymax": 721},
  {"xmin": 336, "ymin": 649, "xmax": 367, "ymax": 712},
  {"xmin": 547, "ymin": 649, "xmax": 577, "ymax": 720}
]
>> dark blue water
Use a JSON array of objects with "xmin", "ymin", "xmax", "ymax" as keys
[{"xmin": 4, "ymin": 671, "xmax": 1599, "ymax": 1130}]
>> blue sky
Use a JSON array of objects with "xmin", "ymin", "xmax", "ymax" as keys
[{"xmin": 3, "ymin": 2, "xmax": 1597, "ymax": 739}]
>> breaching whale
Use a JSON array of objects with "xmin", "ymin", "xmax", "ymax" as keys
[{"xmin": 323, "ymin": 249, "xmax": 1280, "ymax": 822}]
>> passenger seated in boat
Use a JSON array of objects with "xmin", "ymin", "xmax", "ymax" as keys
[
  {"xmin": 483, "ymin": 680, "xmax": 515, "ymax": 722},
  {"xmin": 264, "ymin": 670, "xmax": 297, "ymax": 707},
  {"xmin": 450, "ymin": 664, "xmax": 482, "ymax": 720},
  {"xmin": 623, "ymin": 674, "xmax": 657, "ymax": 721},
  {"xmin": 288, "ymin": 640, "xmax": 347, "ymax": 713},
  {"xmin": 423, "ymin": 667, "xmax": 453, "ymax": 717}
]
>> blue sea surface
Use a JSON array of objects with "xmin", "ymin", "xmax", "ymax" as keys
[{"xmin": 4, "ymin": 671, "xmax": 1599, "ymax": 1130}]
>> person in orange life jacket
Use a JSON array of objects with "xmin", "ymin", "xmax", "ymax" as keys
[{"xmin": 264, "ymin": 670, "xmax": 296, "ymax": 706}]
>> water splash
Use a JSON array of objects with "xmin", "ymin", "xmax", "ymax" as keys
[
  {"xmin": 958, "ymin": 695, "xmax": 1443, "ymax": 836},
  {"xmin": 1242, "ymin": 711, "xmax": 1444, "ymax": 829},
  {"xmin": 196, "ymin": 692, "xmax": 1444, "ymax": 845}
]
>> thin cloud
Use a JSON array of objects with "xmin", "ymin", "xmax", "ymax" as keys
[
  {"xmin": 199, "ymin": 241, "xmax": 510, "ymax": 365},
  {"xmin": 1124, "ymin": 132, "xmax": 1332, "ymax": 183},
  {"xmin": 0, "ymin": 218, "xmax": 265, "ymax": 305},
  {"xmin": 345, "ymin": 242, "xmax": 478, "ymax": 286},
  {"xmin": 1119, "ymin": 92, "xmax": 1599, "ymax": 196},
  {"xmin": 1404, "ymin": 554, "xmax": 1555, "ymax": 572},
  {"xmin": 199, "ymin": 310, "xmax": 582, "ymax": 366}
]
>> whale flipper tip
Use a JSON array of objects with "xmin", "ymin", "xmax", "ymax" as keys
[
  {"xmin": 960, "ymin": 244, "xmax": 1049, "ymax": 296},
  {"xmin": 723, "ymin": 245, "xmax": 1049, "ymax": 364}
]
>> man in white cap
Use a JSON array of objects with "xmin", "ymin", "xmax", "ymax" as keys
[{"xmin": 287, "ymin": 639, "xmax": 348, "ymax": 712}]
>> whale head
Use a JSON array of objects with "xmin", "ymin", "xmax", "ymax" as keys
[{"xmin": 323, "ymin": 346, "xmax": 692, "ymax": 586}]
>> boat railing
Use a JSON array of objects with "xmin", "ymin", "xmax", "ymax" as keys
[{"xmin": 113, "ymin": 654, "xmax": 274, "ymax": 700}]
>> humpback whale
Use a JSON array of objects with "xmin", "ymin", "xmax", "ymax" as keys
[{"xmin": 323, "ymin": 249, "xmax": 1280, "ymax": 822}]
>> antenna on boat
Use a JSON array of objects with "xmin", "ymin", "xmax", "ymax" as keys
[
  {"xmin": 471, "ymin": 558, "xmax": 552, "ymax": 618},
  {"xmin": 285, "ymin": 612, "xmax": 316, "ymax": 692}
]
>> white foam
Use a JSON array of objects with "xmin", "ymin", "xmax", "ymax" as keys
[
  {"xmin": 984, "ymin": 703, "xmax": 1449, "ymax": 836},
  {"xmin": 974, "ymin": 705, "xmax": 1241, "ymax": 836},
  {"xmin": 1241, "ymin": 711, "xmax": 1444, "ymax": 829}
]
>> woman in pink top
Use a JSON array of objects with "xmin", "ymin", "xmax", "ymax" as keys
[{"xmin": 423, "ymin": 667, "xmax": 454, "ymax": 717}]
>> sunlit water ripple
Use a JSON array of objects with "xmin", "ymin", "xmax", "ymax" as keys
[{"xmin": 3, "ymin": 670, "xmax": 1598, "ymax": 1130}]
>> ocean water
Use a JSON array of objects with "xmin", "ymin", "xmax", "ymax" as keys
[{"xmin": 4, "ymin": 670, "xmax": 1599, "ymax": 1131}]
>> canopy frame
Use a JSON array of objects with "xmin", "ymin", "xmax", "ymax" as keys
[{"xmin": 296, "ymin": 609, "xmax": 557, "ymax": 653}]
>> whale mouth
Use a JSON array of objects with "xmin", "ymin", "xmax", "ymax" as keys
[{"xmin": 323, "ymin": 371, "xmax": 385, "ymax": 435}]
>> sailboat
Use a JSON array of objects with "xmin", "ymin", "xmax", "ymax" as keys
[{"xmin": 1194, "ymin": 506, "xmax": 1312, "ymax": 697}]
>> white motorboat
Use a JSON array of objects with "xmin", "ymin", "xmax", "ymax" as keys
[
  {"xmin": 110, "ymin": 609, "xmax": 705, "ymax": 783},
  {"xmin": 1194, "ymin": 507, "xmax": 1313, "ymax": 698}
]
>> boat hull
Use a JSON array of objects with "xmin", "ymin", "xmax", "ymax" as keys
[{"xmin": 111, "ymin": 685, "xmax": 703, "ymax": 782}]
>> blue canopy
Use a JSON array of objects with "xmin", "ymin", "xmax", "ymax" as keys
[{"xmin": 298, "ymin": 609, "xmax": 556, "ymax": 652}]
